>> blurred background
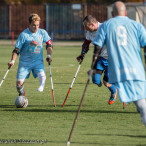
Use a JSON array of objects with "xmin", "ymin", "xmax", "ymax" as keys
[{"xmin": 0, "ymin": 0, "xmax": 145, "ymax": 40}]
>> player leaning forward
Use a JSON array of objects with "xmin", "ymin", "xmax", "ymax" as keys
[
  {"xmin": 77, "ymin": 15, "xmax": 117, "ymax": 104},
  {"xmin": 8, "ymin": 13, "xmax": 53, "ymax": 96},
  {"xmin": 92, "ymin": 1, "xmax": 146, "ymax": 126}
]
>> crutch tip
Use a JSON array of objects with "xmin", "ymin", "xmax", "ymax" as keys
[
  {"xmin": 123, "ymin": 102, "xmax": 125, "ymax": 109},
  {"xmin": 67, "ymin": 141, "xmax": 70, "ymax": 146}
]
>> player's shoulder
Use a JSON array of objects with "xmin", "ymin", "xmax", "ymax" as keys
[
  {"xmin": 130, "ymin": 18, "xmax": 144, "ymax": 27},
  {"xmin": 38, "ymin": 28, "xmax": 49, "ymax": 35},
  {"xmin": 21, "ymin": 28, "xmax": 28, "ymax": 34},
  {"xmin": 97, "ymin": 19, "xmax": 112, "ymax": 30},
  {"xmin": 38, "ymin": 28, "xmax": 47, "ymax": 33},
  {"xmin": 18, "ymin": 28, "xmax": 29, "ymax": 38},
  {"xmin": 126, "ymin": 17, "xmax": 145, "ymax": 31},
  {"xmin": 103, "ymin": 17, "xmax": 115, "ymax": 26},
  {"xmin": 101, "ymin": 17, "xmax": 127, "ymax": 28}
]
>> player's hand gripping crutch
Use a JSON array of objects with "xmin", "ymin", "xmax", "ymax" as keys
[
  {"xmin": 0, "ymin": 65, "xmax": 12, "ymax": 87},
  {"xmin": 49, "ymin": 63, "xmax": 56, "ymax": 107},
  {"xmin": 62, "ymin": 62, "xmax": 82, "ymax": 107}
]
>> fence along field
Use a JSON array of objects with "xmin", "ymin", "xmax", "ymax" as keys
[{"xmin": 0, "ymin": 3, "xmax": 107, "ymax": 40}]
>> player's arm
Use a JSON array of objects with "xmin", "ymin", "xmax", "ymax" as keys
[
  {"xmin": 46, "ymin": 39, "xmax": 53, "ymax": 63},
  {"xmin": 144, "ymin": 46, "xmax": 146, "ymax": 71},
  {"xmin": 8, "ymin": 48, "xmax": 20, "ymax": 67},
  {"xmin": 88, "ymin": 45, "xmax": 102, "ymax": 77},
  {"xmin": 91, "ymin": 45, "xmax": 102, "ymax": 69},
  {"xmin": 76, "ymin": 39, "xmax": 91, "ymax": 62}
]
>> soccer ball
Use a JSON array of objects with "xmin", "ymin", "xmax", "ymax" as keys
[{"xmin": 15, "ymin": 96, "xmax": 28, "ymax": 108}]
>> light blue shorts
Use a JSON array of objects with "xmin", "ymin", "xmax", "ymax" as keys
[
  {"xmin": 17, "ymin": 62, "xmax": 45, "ymax": 80},
  {"xmin": 115, "ymin": 80, "xmax": 146, "ymax": 103}
]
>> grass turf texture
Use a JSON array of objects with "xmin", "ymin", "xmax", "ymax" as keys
[{"xmin": 0, "ymin": 43, "xmax": 146, "ymax": 146}]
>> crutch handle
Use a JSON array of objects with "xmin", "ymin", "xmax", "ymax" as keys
[{"xmin": 8, "ymin": 64, "xmax": 12, "ymax": 69}]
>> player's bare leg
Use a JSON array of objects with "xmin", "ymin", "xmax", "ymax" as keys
[
  {"xmin": 134, "ymin": 99, "xmax": 146, "ymax": 126},
  {"xmin": 16, "ymin": 80, "xmax": 25, "ymax": 96}
]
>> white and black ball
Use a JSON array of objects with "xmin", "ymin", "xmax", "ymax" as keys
[{"xmin": 15, "ymin": 96, "xmax": 28, "ymax": 108}]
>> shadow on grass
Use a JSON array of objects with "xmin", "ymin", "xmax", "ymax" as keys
[
  {"xmin": 0, "ymin": 104, "xmax": 78, "ymax": 108},
  {"xmin": 47, "ymin": 140, "xmax": 146, "ymax": 146},
  {"xmin": 54, "ymin": 82, "xmax": 88, "ymax": 85},
  {"xmin": 85, "ymin": 133, "xmax": 146, "ymax": 138},
  {"xmin": 0, "ymin": 105, "xmax": 16, "ymax": 108},
  {"xmin": 1, "ymin": 104, "xmax": 138, "ymax": 114},
  {"xmin": 46, "ymin": 140, "xmax": 109, "ymax": 146}
]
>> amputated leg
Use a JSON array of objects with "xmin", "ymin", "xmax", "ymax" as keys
[{"xmin": 37, "ymin": 72, "xmax": 46, "ymax": 92}]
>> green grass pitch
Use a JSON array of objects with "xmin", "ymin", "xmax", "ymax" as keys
[{"xmin": 0, "ymin": 42, "xmax": 146, "ymax": 146}]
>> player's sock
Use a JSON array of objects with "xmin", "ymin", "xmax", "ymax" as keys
[
  {"xmin": 37, "ymin": 72, "xmax": 46, "ymax": 92},
  {"xmin": 108, "ymin": 85, "xmax": 117, "ymax": 104},
  {"xmin": 134, "ymin": 99, "xmax": 146, "ymax": 127},
  {"xmin": 108, "ymin": 84, "xmax": 116, "ymax": 94},
  {"xmin": 16, "ymin": 84, "xmax": 25, "ymax": 96}
]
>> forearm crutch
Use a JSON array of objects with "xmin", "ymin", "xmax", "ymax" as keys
[
  {"xmin": 62, "ymin": 62, "xmax": 82, "ymax": 107},
  {"xmin": 0, "ymin": 66, "xmax": 11, "ymax": 87},
  {"xmin": 66, "ymin": 70, "xmax": 93, "ymax": 146},
  {"xmin": 66, "ymin": 45, "xmax": 102, "ymax": 145},
  {"xmin": 49, "ymin": 63, "xmax": 56, "ymax": 107}
]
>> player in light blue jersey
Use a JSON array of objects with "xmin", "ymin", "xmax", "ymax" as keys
[
  {"xmin": 8, "ymin": 13, "xmax": 53, "ymax": 97},
  {"xmin": 77, "ymin": 15, "xmax": 117, "ymax": 105},
  {"xmin": 92, "ymin": 1, "xmax": 146, "ymax": 126}
]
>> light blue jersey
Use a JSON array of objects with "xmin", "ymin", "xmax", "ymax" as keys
[
  {"xmin": 16, "ymin": 28, "xmax": 50, "ymax": 79},
  {"xmin": 15, "ymin": 28, "xmax": 50, "ymax": 67},
  {"xmin": 93, "ymin": 16, "xmax": 146, "ymax": 84}
]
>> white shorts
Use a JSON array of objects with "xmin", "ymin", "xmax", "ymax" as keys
[{"xmin": 115, "ymin": 80, "xmax": 146, "ymax": 103}]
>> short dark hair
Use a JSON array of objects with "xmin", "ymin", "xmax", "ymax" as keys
[{"xmin": 83, "ymin": 15, "xmax": 97, "ymax": 25}]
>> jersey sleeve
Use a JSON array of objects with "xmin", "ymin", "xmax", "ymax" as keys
[
  {"xmin": 92, "ymin": 23, "xmax": 106, "ymax": 48},
  {"xmin": 15, "ymin": 32, "xmax": 25, "ymax": 50},
  {"xmin": 42, "ymin": 30, "xmax": 51, "ymax": 43}
]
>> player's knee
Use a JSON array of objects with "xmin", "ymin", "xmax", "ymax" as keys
[
  {"xmin": 92, "ymin": 77, "xmax": 101, "ymax": 87},
  {"xmin": 103, "ymin": 80, "xmax": 111, "ymax": 87},
  {"xmin": 92, "ymin": 73, "xmax": 102, "ymax": 87},
  {"xmin": 16, "ymin": 81, "xmax": 24, "ymax": 94},
  {"xmin": 16, "ymin": 81, "xmax": 24, "ymax": 87}
]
